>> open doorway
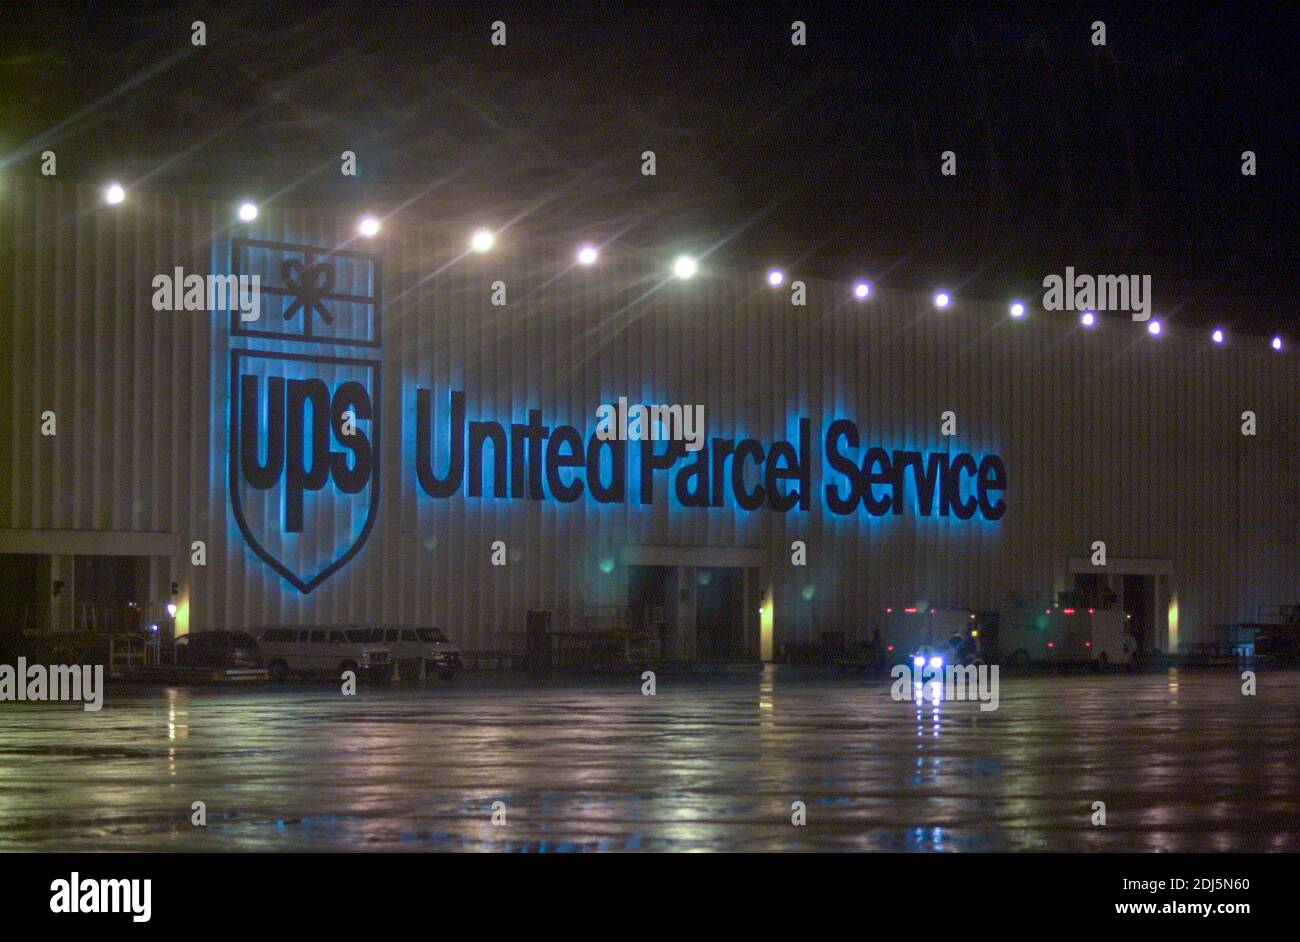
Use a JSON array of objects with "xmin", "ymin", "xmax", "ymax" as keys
[
  {"xmin": 627, "ymin": 565, "xmax": 677, "ymax": 655},
  {"xmin": 620, "ymin": 547, "xmax": 765, "ymax": 662},
  {"xmin": 73, "ymin": 555, "xmax": 151, "ymax": 632},
  {"xmin": 1122, "ymin": 575, "xmax": 1155, "ymax": 654},
  {"xmin": 1066, "ymin": 556, "xmax": 1170, "ymax": 654},
  {"xmin": 0, "ymin": 554, "xmax": 49, "ymax": 631},
  {"xmin": 696, "ymin": 567, "xmax": 745, "ymax": 659}
]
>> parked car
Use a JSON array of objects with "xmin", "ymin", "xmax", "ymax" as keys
[
  {"xmin": 255, "ymin": 625, "xmax": 394, "ymax": 681},
  {"xmin": 362, "ymin": 625, "xmax": 462, "ymax": 679},
  {"xmin": 174, "ymin": 631, "xmax": 264, "ymax": 670}
]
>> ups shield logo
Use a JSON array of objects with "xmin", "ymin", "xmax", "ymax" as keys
[{"xmin": 228, "ymin": 239, "xmax": 381, "ymax": 592}]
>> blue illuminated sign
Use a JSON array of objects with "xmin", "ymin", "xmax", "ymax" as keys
[
  {"xmin": 230, "ymin": 350, "xmax": 380, "ymax": 592},
  {"xmin": 227, "ymin": 239, "xmax": 1006, "ymax": 594},
  {"xmin": 414, "ymin": 389, "xmax": 1006, "ymax": 520},
  {"xmin": 228, "ymin": 239, "xmax": 381, "ymax": 593}
]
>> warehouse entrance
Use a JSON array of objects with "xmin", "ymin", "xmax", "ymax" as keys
[
  {"xmin": 625, "ymin": 564, "xmax": 749, "ymax": 659},
  {"xmin": 0, "ymin": 552, "xmax": 153, "ymax": 633},
  {"xmin": 695, "ymin": 567, "xmax": 745, "ymax": 660},
  {"xmin": 1121, "ymin": 575, "xmax": 1155, "ymax": 654},
  {"xmin": 73, "ymin": 555, "xmax": 152, "ymax": 632},
  {"xmin": 621, "ymin": 546, "xmax": 765, "ymax": 661},
  {"xmin": 627, "ymin": 565, "xmax": 677, "ymax": 657},
  {"xmin": 1066, "ymin": 556, "xmax": 1172, "ymax": 654},
  {"xmin": 0, "ymin": 554, "xmax": 48, "ymax": 632}
]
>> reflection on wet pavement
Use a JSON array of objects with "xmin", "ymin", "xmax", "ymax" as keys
[{"xmin": 0, "ymin": 666, "xmax": 1296, "ymax": 851}]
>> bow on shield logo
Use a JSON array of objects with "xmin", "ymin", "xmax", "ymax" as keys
[
  {"xmin": 228, "ymin": 238, "xmax": 382, "ymax": 593},
  {"xmin": 281, "ymin": 258, "xmax": 337, "ymax": 330}
]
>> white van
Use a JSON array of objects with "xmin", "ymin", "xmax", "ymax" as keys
[
  {"xmin": 358, "ymin": 625, "xmax": 462, "ymax": 679},
  {"xmin": 255, "ymin": 625, "xmax": 394, "ymax": 681}
]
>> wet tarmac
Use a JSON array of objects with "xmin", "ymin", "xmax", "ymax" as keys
[{"xmin": 0, "ymin": 666, "xmax": 1297, "ymax": 851}]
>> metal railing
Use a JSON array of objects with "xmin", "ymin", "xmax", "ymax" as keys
[
  {"xmin": 1254, "ymin": 605, "xmax": 1300, "ymax": 624},
  {"xmin": 18, "ymin": 602, "xmax": 165, "ymax": 635},
  {"xmin": 107, "ymin": 635, "xmax": 165, "ymax": 675}
]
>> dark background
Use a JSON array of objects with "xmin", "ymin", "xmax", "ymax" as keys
[{"xmin": 1, "ymin": 0, "xmax": 1295, "ymax": 334}]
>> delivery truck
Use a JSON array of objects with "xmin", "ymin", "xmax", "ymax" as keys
[
  {"xmin": 881, "ymin": 607, "xmax": 977, "ymax": 664},
  {"xmin": 996, "ymin": 606, "xmax": 1134, "ymax": 670}
]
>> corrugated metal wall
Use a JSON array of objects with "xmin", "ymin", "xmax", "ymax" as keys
[{"xmin": 2, "ymin": 177, "xmax": 1297, "ymax": 648}]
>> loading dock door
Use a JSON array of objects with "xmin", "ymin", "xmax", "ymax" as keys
[
  {"xmin": 1065, "ymin": 556, "xmax": 1172, "ymax": 653},
  {"xmin": 620, "ymin": 546, "xmax": 766, "ymax": 662},
  {"xmin": 0, "ymin": 554, "xmax": 48, "ymax": 631},
  {"xmin": 627, "ymin": 565, "xmax": 677, "ymax": 657},
  {"xmin": 696, "ymin": 567, "xmax": 745, "ymax": 659}
]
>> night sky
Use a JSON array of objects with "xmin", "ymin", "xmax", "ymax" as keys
[{"xmin": 1, "ymin": 0, "xmax": 1295, "ymax": 333}]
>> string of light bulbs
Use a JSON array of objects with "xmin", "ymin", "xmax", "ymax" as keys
[{"xmin": 98, "ymin": 181, "xmax": 1285, "ymax": 353}]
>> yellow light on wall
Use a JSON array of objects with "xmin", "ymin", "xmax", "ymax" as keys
[
  {"xmin": 1168, "ymin": 595, "xmax": 1179, "ymax": 653},
  {"xmin": 760, "ymin": 596, "xmax": 774, "ymax": 662}
]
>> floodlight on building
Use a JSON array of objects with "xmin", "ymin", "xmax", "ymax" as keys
[
  {"xmin": 1212, "ymin": 328, "xmax": 1225, "ymax": 345},
  {"xmin": 933, "ymin": 292, "xmax": 951, "ymax": 309},
  {"xmin": 358, "ymin": 216, "xmax": 381, "ymax": 237},
  {"xmin": 105, "ymin": 183, "xmax": 126, "ymax": 205},
  {"xmin": 238, "ymin": 202, "xmax": 258, "ymax": 222},
  {"xmin": 673, "ymin": 255, "xmax": 698, "ymax": 279},
  {"xmin": 1147, "ymin": 319, "xmax": 1162, "ymax": 336},
  {"xmin": 1010, "ymin": 302, "xmax": 1025, "ymax": 318},
  {"xmin": 1081, "ymin": 311, "xmax": 1096, "ymax": 327},
  {"xmin": 471, "ymin": 228, "xmax": 495, "ymax": 253},
  {"xmin": 767, "ymin": 269, "xmax": 784, "ymax": 287},
  {"xmin": 853, "ymin": 282, "xmax": 871, "ymax": 300},
  {"xmin": 577, "ymin": 245, "xmax": 598, "ymax": 266}
]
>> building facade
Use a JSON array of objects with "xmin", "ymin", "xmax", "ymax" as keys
[{"xmin": 2, "ymin": 178, "xmax": 1297, "ymax": 657}]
